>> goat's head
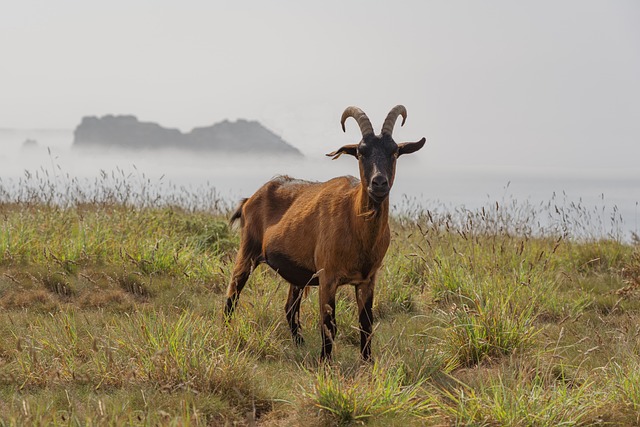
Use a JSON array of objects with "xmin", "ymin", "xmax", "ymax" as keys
[{"xmin": 327, "ymin": 105, "xmax": 426, "ymax": 206}]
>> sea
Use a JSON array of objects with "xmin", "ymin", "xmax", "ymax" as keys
[{"xmin": 1, "ymin": 129, "xmax": 638, "ymax": 242}]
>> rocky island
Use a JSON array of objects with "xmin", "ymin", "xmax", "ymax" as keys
[{"xmin": 72, "ymin": 115, "xmax": 302, "ymax": 156}]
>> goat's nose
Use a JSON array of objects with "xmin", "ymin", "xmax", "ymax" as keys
[{"xmin": 371, "ymin": 175, "xmax": 389, "ymax": 190}]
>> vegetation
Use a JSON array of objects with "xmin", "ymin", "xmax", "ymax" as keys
[{"xmin": 0, "ymin": 170, "xmax": 638, "ymax": 425}]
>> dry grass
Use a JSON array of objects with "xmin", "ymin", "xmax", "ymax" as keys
[{"xmin": 0, "ymin": 171, "xmax": 638, "ymax": 425}]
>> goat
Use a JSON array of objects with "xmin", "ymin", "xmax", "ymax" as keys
[{"xmin": 224, "ymin": 105, "xmax": 426, "ymax": 361}]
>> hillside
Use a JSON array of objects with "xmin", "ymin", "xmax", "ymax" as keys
[{"xmin": 72, "ymin": 115, "xmax": 303, "ymax": 156}]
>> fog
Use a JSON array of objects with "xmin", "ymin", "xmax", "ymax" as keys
[
  {"xmin": 1, "ymin": 2, "xmax": 639, "ymax": 238},
  {"xmin": 2, "ymin": 130, "xmax": 638, "ymax": 240}
]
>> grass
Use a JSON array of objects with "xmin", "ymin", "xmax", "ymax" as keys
[
  {"xmin": 309, "ymin": 362, "xmax": 434, "ymax": 425},
  {"xmin": 0, "ymin": 170, "xmax": 639, "ymax": 425}
]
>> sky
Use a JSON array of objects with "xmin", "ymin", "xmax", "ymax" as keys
[{"xmin": 1, "ymin": 1, "xmax": 640, "ymax": 171}]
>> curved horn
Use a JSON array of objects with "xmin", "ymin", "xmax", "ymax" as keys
[
  {"xmin": 381, "ymin": 105, "xmax": 407, "ymax": 136},
  {"xmin": 341, "ymin": 106, "xmax": 374, "ymax": 138}
]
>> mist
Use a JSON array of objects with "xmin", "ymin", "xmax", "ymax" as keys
[
  {"xmin": 2, "ymin": 129, "xmax": 638, "ymax": 240},
  {"xmin": 1, "ymin": 1, "xmax": 639, "ymax": 238}
]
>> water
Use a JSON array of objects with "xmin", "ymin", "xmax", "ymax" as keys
[{"xmin": 1, "ymin": 129, "xmax": 638, "ymax": 240}]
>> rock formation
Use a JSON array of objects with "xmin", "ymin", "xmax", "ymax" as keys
[{"xmin": 73, "ymin": 115, "xmax": 302, "ymax": 156}]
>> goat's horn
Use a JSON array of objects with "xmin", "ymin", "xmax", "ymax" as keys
[
  {"xmin": 341, "ymin": 106, "xmax": 374, "ymax": 138},
  {"xmin": 381, "ymin": 105, "xmax": 407, "ymax": 136}
]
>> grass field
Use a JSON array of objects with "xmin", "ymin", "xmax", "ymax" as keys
[{"xmin": 0, "ymin": 172, "xmax": 639, "ymax": 425}]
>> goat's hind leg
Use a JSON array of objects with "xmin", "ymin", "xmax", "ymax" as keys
[
  {"xmin": 224, "ymin": 241, "xmax": 260, "ymax": 319},
  {"xmin": 319, "ymin": 280, "xmax": 338, "ymax": 361},
  {"xmin": 285, "ymin": 285, "xmax": 305, "ymax": 345}
]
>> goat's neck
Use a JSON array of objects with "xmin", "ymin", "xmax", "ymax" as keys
[{"xmin": 354, "ymin": 186, "xmax": 390, "ymax": 242}]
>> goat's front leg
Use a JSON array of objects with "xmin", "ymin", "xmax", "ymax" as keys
[
  {"xmin": 319, "ymin": 279, "xmax": 338, "ymax": 361},
  {"xmin": 356, "ymin": 280, "xmax": 375, "ymax": 361}
]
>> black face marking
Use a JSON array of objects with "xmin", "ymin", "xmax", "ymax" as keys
[
  {"xmin": 358, "ymin": 136, "xmax": 399, "ymax": 204},
  {"xmin": 265, "ymin": 250, "xmax": 319, "ymax": 287}
]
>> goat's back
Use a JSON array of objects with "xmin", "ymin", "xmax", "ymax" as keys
[{"xmin": 236, "ymin": 174, "xmax": 359, "ymax": 249}]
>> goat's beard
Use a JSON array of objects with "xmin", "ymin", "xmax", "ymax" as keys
[{"xmin": 360, "ymin": 197, "xmax": 387, "ymax": 221}]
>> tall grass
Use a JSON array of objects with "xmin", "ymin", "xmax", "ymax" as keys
[
  {"xmin": 438, "ymin": 371, "xmax": 602, "ymax": 426},
  {"xmin": 0, "ymin": 168, "xmax": 638, "ymax": 425},
  {"xmin": 309, "ymin": 362, "xmax": 434, "ymax": 425}
]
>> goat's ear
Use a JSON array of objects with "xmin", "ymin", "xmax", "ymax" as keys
[
  {"xmin": 326, "ymin": 144, "xmax": 358, "ymax": 160},
  {"xmin": 398, "ymin": 137, "xmax": 426, "ymax": 157}
]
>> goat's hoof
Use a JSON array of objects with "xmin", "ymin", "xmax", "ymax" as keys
[
  {"xmin": 319, "ymin": 356, "xmax": 332, "ymax": 365},
  {"xmin": 224, "ymin": 298, "xmax": 235, "ymax": 317},
  {"xmin": 320, "ymin": 351, "xmax": 332, "ymax": 363},
  {"xmin": 360, "ymin": 355, "xmax": 374, "ymax": 365},
  {"xmin": 293, "ymin": 334, "xmax": 305, "ymax": 346}
]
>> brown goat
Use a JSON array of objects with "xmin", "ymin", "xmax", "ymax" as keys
[{"xmin": 224, "ymin": 105, "xmax": 426, "ymax": 361}]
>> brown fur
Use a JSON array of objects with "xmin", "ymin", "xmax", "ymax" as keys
[{"xmin": 223, "ymin": 106, "xmax": 425, "ymax": 361}]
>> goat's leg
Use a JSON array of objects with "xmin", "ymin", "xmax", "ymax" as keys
[
  {"xmin": 224, "ymin": 268, "xmax": 250, "ymax": 318},
  {"xmin": 285, "ymin": 285, "xmax": 305, "ymax": 345},
  {"xmin": 356, "ymin": 281, "xmax": 375, "ymax": 362},
  {"xmin": 319, "ymin": 281, "xmax": 338, "ymax": 361},
  {"xmin": 224, "ymin": 244, "xmax": 257, "ymax": 318}
]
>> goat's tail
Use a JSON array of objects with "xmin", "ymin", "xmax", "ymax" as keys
[{"xmin": 229, "ymin": 198, "xmax": 248, "ymax": 226}]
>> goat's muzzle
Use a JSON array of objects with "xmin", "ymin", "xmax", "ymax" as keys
[{"xmin": 368, "ymin": 176, "xmax": 390, "ymax": 204}]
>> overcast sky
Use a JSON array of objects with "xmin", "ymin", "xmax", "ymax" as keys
[{"xmin": 1, "ymin": 1, "xmax": 639, "ymax": 170}]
